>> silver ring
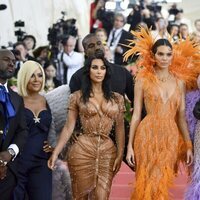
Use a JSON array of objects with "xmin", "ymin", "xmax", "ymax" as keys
[{"xmin": 1, "ymin": 176, "xmax": 6, "ymax": 180}]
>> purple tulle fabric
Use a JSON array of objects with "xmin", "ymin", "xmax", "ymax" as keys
[
  {"xmin": 185, "ymin": 90, "xmax": 200, "ymax": 142},
  {"xmin": 185, "ymin": 122, "xmax": 200, "ymax": 200},
  {"xmin": 185, "ymin": 90, "xmax": 200, "ymax": 200}
]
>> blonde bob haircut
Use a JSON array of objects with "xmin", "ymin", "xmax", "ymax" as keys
[{"xmin": 17, "ymin": 60, "xmax": 45, "ymax": 97}]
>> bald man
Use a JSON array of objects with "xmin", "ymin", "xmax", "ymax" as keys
[{"xmin": 0, "ymin": 49, "xmax": 27, "ymax": 199}]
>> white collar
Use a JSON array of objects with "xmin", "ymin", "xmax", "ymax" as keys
[{"xmin": 113, "ymin": 28, "xmax": 123, "ymax": 34}]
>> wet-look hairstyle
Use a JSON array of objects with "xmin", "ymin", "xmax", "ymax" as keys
[{"xmin": 81, "ymin": 53, "xmax": 113, "ymax": 103}]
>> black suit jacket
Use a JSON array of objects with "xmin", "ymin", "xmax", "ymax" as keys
[
  {"xmin": 0, "ymin": 88, "xmax": 27, "ymax": 176},
  {"xmin": 69, "ymin": 62, "xmax": 134, "ymax": 104},
  {"xmin": 107, "ymin": 29, "xmax": 133, "ymax": 66}
]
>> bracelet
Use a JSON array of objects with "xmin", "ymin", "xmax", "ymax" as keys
[{"xmin": 185, "ymin": 140, "xmax": 193, "ymax": 150}]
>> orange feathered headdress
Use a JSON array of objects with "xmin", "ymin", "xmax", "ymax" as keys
[{"xmin": 124, "ymin": 27, "xmax": 200, "ymax": 90}]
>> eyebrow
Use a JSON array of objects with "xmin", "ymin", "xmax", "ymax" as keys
[
  {"xmin": 157, "ymin": 50, "xmax": 172, "ymax": 53},
  {"xmin": 32, "ymin": 72, "xmax": 43, "ymax": 75},
  {"xmin": 91, "ymin": 64, "xmax": 105, "ymax": 67}
]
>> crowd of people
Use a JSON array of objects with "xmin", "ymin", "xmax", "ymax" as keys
[{"xmin": 1, "ymin": 0, "xmax": 200, "ymax": 200}]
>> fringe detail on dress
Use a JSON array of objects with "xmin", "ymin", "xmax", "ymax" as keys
[{"xmin": 131, "ymin": 166, "xmax": 174, "ymax": 200}]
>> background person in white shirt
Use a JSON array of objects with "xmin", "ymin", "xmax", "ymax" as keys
[
  {"xmin": 151, "ymin": 17, "xmax": 170, "ymax": 41},
  {"xmin": 57, "ymin": 36, "xmax": 84, "ymax": 84}
]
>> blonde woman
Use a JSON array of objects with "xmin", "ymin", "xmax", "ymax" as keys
[{"xmin": 13, "ymin": 61, "xmax": 52, "ymax": 200}]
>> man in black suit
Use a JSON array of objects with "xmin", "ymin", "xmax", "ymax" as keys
[
  {"xmin": 70, "ymin": 33, "xmax": 134, "ymax": 101},
  {"xmin": 0, "ymin": 49, "xmax": 27, "ymax": 199},
  {"xmin": 69, "ymin": 33, "xmax": 134, "ymax": 169},
  {"xmin": 107, "ymin": 13, "xmax": 133, "ymax": 66}
]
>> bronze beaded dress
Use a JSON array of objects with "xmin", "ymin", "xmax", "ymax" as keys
[{"xmin": 67, "ymin": 91, "xmax": 125, "ymax": 199}]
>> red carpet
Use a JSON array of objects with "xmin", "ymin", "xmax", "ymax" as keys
[{"xmin": 110, "ymin": 162, "xmax": 188, "ymax": 200}]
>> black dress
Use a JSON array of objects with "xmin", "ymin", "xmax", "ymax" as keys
[{"xmin": 13, "ymin": 105, "xmax": 52, "ymax": 200}]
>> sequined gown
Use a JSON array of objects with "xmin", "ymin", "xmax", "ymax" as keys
[
  {"xmin": 66, "ymin": 91, "xmax": 125, "ymax": 199},
  {"xmin": 132, "ymin": 76, "xmax": 183, "ymax": 200}
]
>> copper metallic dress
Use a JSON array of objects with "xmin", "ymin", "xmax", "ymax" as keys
[
  {"xmin": 132, "ymin": 76, "xmax": 186, "ymax": 200},
  {"xmin": 67, "ymin": 91, "xmax": 125, "ymax": 199}
]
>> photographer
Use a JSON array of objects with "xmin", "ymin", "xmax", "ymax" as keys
[
  {"xmin": 48, "ymin": 16, "xmax": 83, "ymax": 59},
  {"xmin": 151, "ymin": 17, "xmax": 170, "ymax": 40},
  {"xmin": 22, "ymin": 35, "xmax": 37, "ymax": 57},
  {"xmin": 33, "ymin": 46, "xmax": 49, "ymax": 67},
  {"xmin": 57, "ymin": 36, "xmax": 84, "ymax": 84},
  {"xmin": 127, "ymin": 4, "xmax": 142, "ymax": 31},
  {"xmin": 13, "ymin": 42, "xmax": 36, "ymax": 77}
]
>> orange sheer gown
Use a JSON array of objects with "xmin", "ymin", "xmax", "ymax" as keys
[
  {"xmin": 132, "ymin": 75, "xmax": 184, "ymax": 200},
  {"xmin": 66, "ymin": 91, "xmax": 125, "ymax": 199}
]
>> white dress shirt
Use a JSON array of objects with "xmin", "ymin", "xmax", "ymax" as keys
[
  {"xmin": 57, "ymin": 51, "xmax": 84, "ymax": 84},
  {"xmin": 107, "ymin": 28, "xmax": 123, "ymax": 60}
]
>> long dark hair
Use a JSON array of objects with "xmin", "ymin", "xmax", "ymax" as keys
[
  {"xmin": 81, "ymin": 54, "xmax": 113, "ymax": 103},
  {"xmin": 152, "ymin": 39, "xmax": 172, "ymax": 54}
]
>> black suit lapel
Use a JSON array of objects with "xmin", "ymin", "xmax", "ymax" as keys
[
  {"xmin": 119, "ymin": 30, "xmax": 126, "ymax": 44},
  {"xmin": 0, "ymin": 106, "xmax": 6, "ymax": 150},
  {"xmin": 8, "ymin": 88, "xmax": 19, "ymax": 113},
  {"xmin": 0, "ymin": 103, "xmax": 4, "ymax": 114}
]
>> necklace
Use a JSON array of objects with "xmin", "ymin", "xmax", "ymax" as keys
[{"xmin": 157, "ymin": 74, "xmax": 171, "ymax": 82}]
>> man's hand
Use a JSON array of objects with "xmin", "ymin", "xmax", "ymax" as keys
[
  {"xmin": 0, "ymin": 151, "xmax": 11, "ymax": 181},
  {"xmin": 43, "ymin": 141, "xmax": 54, "ymax": 153},
  {"xmin": 0, "ymin": 165, "xmax": 7, "ymax": 180},
  {"xmin": 0, "ymin": 151, "xmax": 12, "ymax": 164}
]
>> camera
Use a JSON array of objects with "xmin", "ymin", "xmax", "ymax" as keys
[
  {"xmin": 47, "ymin": 12, "xmax": 78, "ymax": 58},
  {"xmin": 48, "ymin": 18, "xmax": 78, "ymax": 46},
  {"xmin": 14, "ymin": 20, "xmax": 26, "ymax": 41},
  {"xmin": 14, "ymin": 20, "xmax": 25, "ymax": 27}
]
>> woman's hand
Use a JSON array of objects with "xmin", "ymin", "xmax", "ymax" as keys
[
  {"xmin": 48, "ymin": 153, "xmax": 58, "ymax": 170},
  {"xmin": 186, "ymin": 149, "xmax": 193, "ymax": 166},
  {"xmin": 126, "ymin": 146, "xmax": 136, "ymax": 169},
  {"xmin": 43, "ymin": 141, "xmax": 54, "ymax": 153},
  {"xmin": 113, "ymin": 155, "xmax": 123, "ymax": 175}
]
